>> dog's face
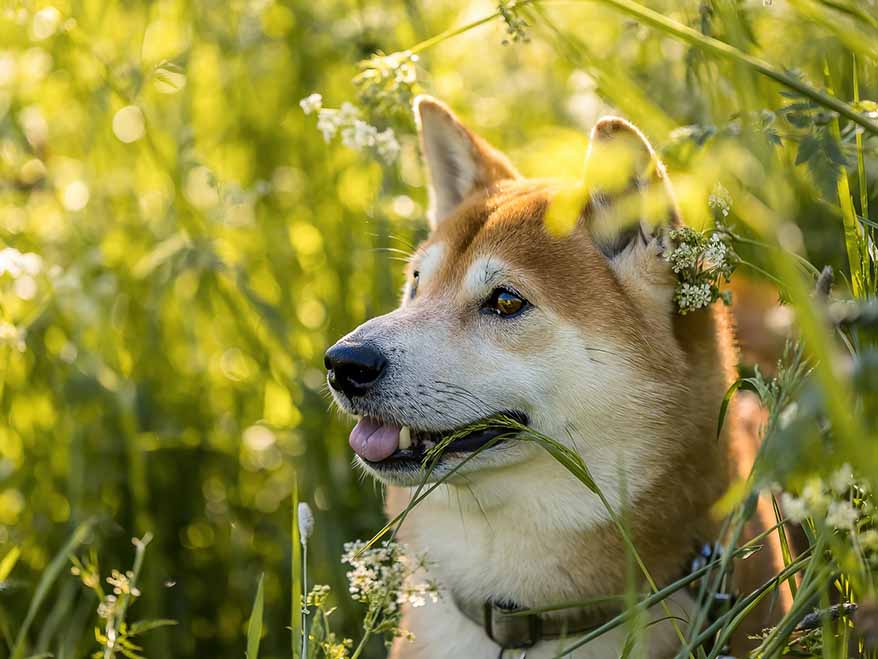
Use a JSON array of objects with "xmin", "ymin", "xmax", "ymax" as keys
[{"xmin": 326, "ymin": 97, "xmax": 688, "ymax": 491}]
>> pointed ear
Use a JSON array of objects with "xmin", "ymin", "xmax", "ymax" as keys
[
  {"xmin": 584, "ymin": 117, "xmax": 681, "ymax": 259},
  {"xmin": 414, "ymin": 95, "xmax": 519, "ymax": 227}
]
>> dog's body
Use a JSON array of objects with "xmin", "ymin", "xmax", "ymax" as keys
[{"xmin": 325, "ymin": 97, "xmax": 789, "ymax": 658}]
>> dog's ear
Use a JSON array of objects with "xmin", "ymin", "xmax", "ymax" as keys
[
  {"xmin": 583, "ymin": 117, "xmax": 681, "ymax": 261},
  {"xmin": 415, "ymin": 95, "xmax": 519, "ymax": 227}
]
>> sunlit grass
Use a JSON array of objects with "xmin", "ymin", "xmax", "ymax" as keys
[{"xmin": 1, "ymin": 0, "xmax": 877, "ymax": 657}]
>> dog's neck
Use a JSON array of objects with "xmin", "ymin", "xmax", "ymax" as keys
[{"xmin": 391, "ymin": 439, "xmax": 727, "ymax": 610}]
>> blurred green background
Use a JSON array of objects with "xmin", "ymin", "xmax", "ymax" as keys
[{"xmin": 0, "ymin": 0, "xmax": 875, "ymax": 657}]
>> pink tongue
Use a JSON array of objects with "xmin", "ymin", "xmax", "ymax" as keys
[{"xmin": 349, "ymin": 417, "xmax": 401, "ymax": 462}]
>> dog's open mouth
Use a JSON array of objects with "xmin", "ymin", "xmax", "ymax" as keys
[{"xmin": 350, "ymin": 411, "xmax": 528, "ymax": 468}]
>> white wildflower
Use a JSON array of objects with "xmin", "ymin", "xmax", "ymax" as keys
[
  {"xmin": 375, "ymin": 128, "xmax": 400, "ymax": 162},
  {"xmin": 97, "ymin": 594, "xmax": 118, "ymax": 619},
  {"xmin": 0, "ymin": 247, "xmax": 43, "ymax": 278},
  {"xmin": 340, "ymin": 539, "xmax": 438, "ymax": 621},
  {"xmin": 829, "ymin": 463, "xmax": 854, "ymax": 495},
  {"xmin": 666, "ymin": 242, "xmax": 697, "ymax": 274},
  {"xmin": 299, "ymin": 93, "xmax": 322, "ymax": 115},
  {"xmin": 0, "ymin": 322, "xmax": 26, "ymax": 352},
  {"xmin": 676, "ymin": 282, "xmax": 713, "ymax": 313},
  {"xmin": 298, "ymin": 502, "xmax": 314, "ymax": 545},
  {"xmin": 387, "ymin": 51, "xmax": 418, "ymax": 85},
  {"xmin": 781, "ymin": 492, "xmax": 809, "ymax": 524},
  {"xmin": 708, "ymin": 182, "xmax": 731, "ymax": 218},
  {"xmin": 398, "ymin": 580, "xmax": 439, "ymax": 608},
  {"xmin": 106, "ymin": 569, "xmax": 140, "ymax": 596},
  {"xmin": 802, "ymin": 478, "xmax": 829, "ymax": 514},
  {"xmin": 338, "ymin": 102, "xmax": 360, "ymax": 124},
  {"xmin": 316, "ymin": 108, "xmax": 341, "ymax": 142},
  {"xmin": 778, "ymin": 402, "xmax": 798, "ymax": 430},
  {"xmin": 703, "ymin": 233, "xmax": 729, "ymax": 269},
  {"xmin": 341, "ymin": 119, "xmax": 377, "ymax": 149},
  {"xmin": 826, "ymin": 500, "xmax": 859, "ymax": 531}
]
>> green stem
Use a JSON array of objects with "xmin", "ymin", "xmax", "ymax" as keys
[
  {"xmin": 737, "ymin": 258, "xmax": 788, "ymax": 289},
  {"xmin": 539, "ymin": 0, "xmax": 878, "ymax": 136},
  {"xmin": 409, "ymin": 8, "xmax": 509, "ymax": 53},
  {"xmin": 405, "ymin": 0, "xmax": 878, "ymax": 137},
  {"xmin": 731, "ymin": 235, "xmax": 821, "ymax": 277}
]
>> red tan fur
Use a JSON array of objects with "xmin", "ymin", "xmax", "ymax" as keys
[{"xmin": 329, "ymin": 96, "xmax": 790, "ymax": 658}]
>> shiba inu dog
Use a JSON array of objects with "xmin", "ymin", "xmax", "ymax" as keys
[{"xmin": 325, "ymin": 96, "xmax": 789, "ymax": 658}]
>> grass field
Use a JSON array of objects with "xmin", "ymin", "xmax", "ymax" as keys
[{"xmin": 1, "ymin": 1, "xmax": 877, "ymax": 657}]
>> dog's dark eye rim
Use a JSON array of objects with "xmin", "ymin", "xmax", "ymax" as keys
[{"xmin": 482, "ymin": 287, "xmax": 530, "ymax": 318}]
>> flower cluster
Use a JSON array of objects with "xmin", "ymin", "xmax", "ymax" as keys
[
  {"xmin": 498, "ymin": 1, "xmax": 530, "ymax": 44},
  {"xmin": 0, "ymin": 245, "xmax": 45, "ymax": 302},
  {"xmin": 665, "ymin": 227, "xmax": 738, "ymax": 314},
  {"xmin": 301, "ymin": 95, "xmax": 401, "ymax": 163},
  {"xmin": 0, "ymin": 246, "xmax": 51, "ymax": 352},
  {"xmin": 0, "ymin": 322, "xmax": 27, "ymax": 352},
  {"xmin": 301, "ymin": 538, "xmax": 438, "ymax": 657},
  {"xmin": 106, "ymin": 569, "xmax": 141, "ymax": 597},
  {"xmin": 708, "ymin": 182, "xmax": 732, "ymax": 218},
  {"xmin": 0, "ymin": 246, "xmax": 42, "ymax": 279},
  {"xmin": 354, "ymin": 51, "xmax": 419, "ymax": 119},
  {"xmin": 341, "ymin": 539, "xmax": 439, "ymax": 618},
  {"xmin": 780, "ymin": 465, "xmax": 875, "ymax": 539}
]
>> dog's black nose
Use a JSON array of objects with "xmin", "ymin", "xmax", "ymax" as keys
[{"xmin": 324, "ymin": 342, "xmax": 387, "ymax": 397}]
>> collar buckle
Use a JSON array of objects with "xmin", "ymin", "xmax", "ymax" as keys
[{"xmin": 484, "ymin": 601, "xmax": 541, "ymax": 649}]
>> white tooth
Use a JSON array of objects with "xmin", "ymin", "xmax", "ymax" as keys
[{"xmin": 398, "ymin": 426, "xmax": 412, "ymax": 450}]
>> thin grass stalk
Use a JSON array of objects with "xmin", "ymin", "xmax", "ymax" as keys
[
  {"xmin": 517, "ymin": 516, "xmax": 791, "ymax": 618},
  {"xmin": 678, "ymin": 503, "xmax": 753, "ymax": 658},
  {"xmin": 111, "ymin": 533, "xmax": 152, "ymax": 637},
  {"xmin": 824, "ymin": 61, "xmax": 866, "ymax": 298},
  {"xmin": 771, "ymin": 495, "xmax": 798, "ymax": 601},
  {"xmin": 702, "ymin": 555, "xmax": 818, "ymax": 658},
  {"xmin": 246, "ymin": 574, "xmax": 265, "ymax": 659},
  {"xmin": 360, "ymin": 432, "xmax": 516, "ymax": 554},
  {"xmin": 555, "ymin": 549, "xmax": 812, "ymax": 659},
  {"xmin": 852, "ymin": 54, "xmax": 875, "ymax": 296},
  {"xmin": 754, "ymin": 568, "xmax": 829, "ymax": 657},
  {"xmin": 291, "ymin": 479, "xmax": 303, "ymax": 659},
  {"xmin": 734, "ymin": 190, "xmax": 871, "ymax": 478},
  {"xmin": 10, "ymin": 519, "xmax": 96, "ymax": 659}
]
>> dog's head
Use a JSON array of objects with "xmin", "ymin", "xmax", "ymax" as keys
[{"xmin": 326, "ymin": 96, "xmax": 698, "ymax": 492}]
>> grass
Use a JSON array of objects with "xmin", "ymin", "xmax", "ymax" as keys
[{"xmin": 2, "ymin": 0, "xmax": 877, "ymax": 657}]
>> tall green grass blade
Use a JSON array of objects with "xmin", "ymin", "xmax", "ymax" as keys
[
  {"xmin": 291, "ymin": 477, "xmax": 303, "ymax": 659},
  {"xmin": 0, "ymin": 547, "xmax": 20, "ymax": 583},
  {"xmin": 825, "ymin": 64, "xmax": 866, "ymax": 298},
  {"xmin": 852, "ymin": 55, "xmax": 869, "ymax": 224},
  {"xmin": 770, "ymin": 495, "xmax": 798, "ymax": 600},
  {"xmin": 716, "ymin": 379, "xmax": 742, "ymax": 441},
  {"xmin": 10, "ymin": 519, "xmax": 96, "ymax": 659},
  {"xmin": 246, "ymin": 574, "xmax": 265, "ymax": 659}
]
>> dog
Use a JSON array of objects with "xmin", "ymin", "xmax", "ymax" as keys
[{"xmin": 325, "ymin": 95, "xmax": 790, "ymax": 658}]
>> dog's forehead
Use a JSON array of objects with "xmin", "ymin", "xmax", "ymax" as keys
[{"xmin": 413, "ymin": 181, "xmax": 607, "ymax": 296}]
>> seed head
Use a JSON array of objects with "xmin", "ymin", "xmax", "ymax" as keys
[{"xmin": 298, "ymin": 502, "xmax": 315, "ymax": 545}]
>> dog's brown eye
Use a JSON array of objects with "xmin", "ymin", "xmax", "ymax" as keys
[{"xmin": 485, "ymin": 288, "xmax": 528, "ymax": 317}]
